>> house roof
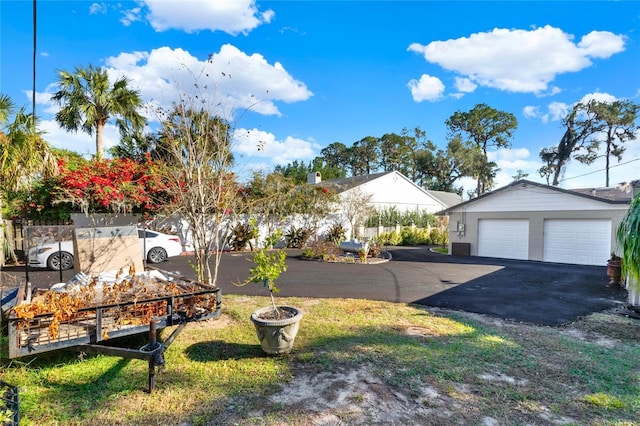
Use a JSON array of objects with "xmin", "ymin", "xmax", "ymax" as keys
[
  {"xmin": 571, "ymin": 180, "xmax": 639, "ymax": 202},
  {"xmin": 317, "ymin": 170, "xmax": 462, "ymax": 209},
  {"xmin": 425, "ymin": 190, "xmax": 463, "ymax": 209},
  {"xmin": 317, "ymin": 171, "xmax": 391, "ymax": 193},
  {"xmin": 440, "ymin": 179, "xmax": 635, "ymax": 214}
]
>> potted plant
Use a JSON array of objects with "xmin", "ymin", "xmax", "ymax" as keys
[
  {"xmin": 238, "ymin": 240, "xmax": 303, "ymax": 355},
  {"xmin": 606, "ymin": 253, "xmax": 623, "ymax": 287},
  {"xmin": 617, "ymin": 192, "xmax": 640, "ymax": 308}
]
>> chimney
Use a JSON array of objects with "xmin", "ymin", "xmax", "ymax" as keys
[{"xmin": 307, "ymin": 171, "xmax": 321, "ymax": 184}]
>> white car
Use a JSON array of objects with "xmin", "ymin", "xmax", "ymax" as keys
[{"xmin": 28, "ymin": 229, "xmax": 183, "ymax": 270}]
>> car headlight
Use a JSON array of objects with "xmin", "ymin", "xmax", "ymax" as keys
[{"xmin": 34, "ymin": 247, "xmax": 53, "ymax": 255}]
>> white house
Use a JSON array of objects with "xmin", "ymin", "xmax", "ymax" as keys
[
  {"xmin": 441, "ymin": 179, "xmax": 637, "ymax": 266},
  {"xmin": 311, "ymin": 170, "xmax": 462, "ymax": 214}
]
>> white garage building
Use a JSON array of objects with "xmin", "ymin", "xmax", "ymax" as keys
[{"xmin": 441, "ymin": 179, "xmax": 637, "ymax": 266}]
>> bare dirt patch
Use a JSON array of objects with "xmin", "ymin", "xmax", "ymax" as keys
[
  {"xmin": 253, "ymin": 364, "xmax": 579, "ymax": 426},
  {"xmin": 241, "ymin": 306, "xmax": 638, "ymax": 426}
]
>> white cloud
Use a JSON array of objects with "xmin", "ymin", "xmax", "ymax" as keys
[
  {"xmin": 89, "ymin": 3, "xmax": 107, "ymax": 15},
  {"xmin": 39, "ymin": 118, "xmax": 120, "ymax": 158},
  {"xmin": 408, "ymin": 25, "xmax": 625, "ymax": 94},
  {"xmin": 577, "ymin": 31, "xmax": 626, "ymax": 59},
  {"xmin": 34, "ymin": 45, "xmax": 312, "ymax": 157},
  {"xmin": 454, "ymin": 77, "xmax": 477, "ymax": 93},
  {"xmin": 542, "ymin": 86, "xmax": 562, "ymax": 97},
  {"xmin": 488, "ymin": 147, "xmax": 531, "ymax": 164},
  {"xmin": 525, "ymin": 101, "xmax": 569, "ymax": 124},
  {"xmin": 120, "ymin": 7, "xmax": 143, "ymax": 27},
  {"xmin": 99, "ymin": 44, "xmax": 312, "ymax": 121},
  {"xmin": 527, "ymin": 92, "xmax": 620, "ymax": 125},
  {"xmin": 578, "ymin": 91, "xmax": 617, "ymax": 104},
  {"xmin": 523, "ymin": 106, "xmax": 540, "ymax": 119},
  {"xmin": 547, "ymin": 101, "xmax": 570, "ymax": 123},
  {"xmin": 135, "ymin": 0, "xmax": 274, "ymax": 35},
  {"xmin": 527, "ymin": 91, "xmax": 618, "ymax": 125},
  {"xmin": 407, "ymin": 74, "xmax": 445, "ymax": 102},
  {"xmin": 233, "ymin": 128, "xmax": 320, "ymax": 169}
]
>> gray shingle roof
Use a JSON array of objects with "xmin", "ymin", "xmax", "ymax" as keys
[
  {"xmin": 571, "ymin": 180, "xmax": 638, "ymax": 202},
  {"xmin": 425, "ymin": 190, "xmax": 463, "ymax": 209}
]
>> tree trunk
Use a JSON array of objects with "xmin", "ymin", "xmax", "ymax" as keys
[
  {"xmin": 552, "ymin": 163, "xmax": 563, "ymax": 186},
  {"xmin": 605, "ymin": 141, "xmax": 611, "ymax": 187},
  {"xmin": 96, "ymin": 123, "xmax": 104, "ymax": 160}
]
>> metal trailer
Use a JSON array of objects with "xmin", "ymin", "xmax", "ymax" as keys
[{"xmin": 1, "ymin": 268, "xmax": 222, "ymax": 393}]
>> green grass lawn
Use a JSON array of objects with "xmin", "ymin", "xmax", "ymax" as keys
[{"xmin": 1, "ymin": 295, "xmax": 639, "ymax": 425}]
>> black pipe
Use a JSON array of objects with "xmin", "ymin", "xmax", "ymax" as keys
[
  {"xmin": 57, "ymin": 239, "xmax": 63, "ymax": 283},
  {"xmin": 24, "ymin": 220, "xmax": 30, "ymax": 291},
  {"xmin": 147, "ymin": 320, "xmax": 158, "ymax": 393}
]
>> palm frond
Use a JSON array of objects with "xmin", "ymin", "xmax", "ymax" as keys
[{"xmin": 617, "ymin": 194, "xmax": 640, "ymax": 290}]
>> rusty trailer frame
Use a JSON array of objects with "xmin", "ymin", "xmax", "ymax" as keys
[{"xmin": 3, "ymin": 269, "xmax": 222, "ymax": 392}]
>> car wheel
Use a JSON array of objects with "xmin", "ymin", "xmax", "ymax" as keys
[
  {"xmin": 47, "ymin": 251, "xmax": 74, "ymax": 271},
  {"xmin": 147, "ymin": 247, "xmax": 168, "ymax": 263}
]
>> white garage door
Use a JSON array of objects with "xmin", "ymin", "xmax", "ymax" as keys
[
  {"xmin": 543, "ymin": 219, "xmax": 611, "ymax": 266},
  {"xmin": 478, "ymin": 219, "xmax": 529, "ymax": 260}
]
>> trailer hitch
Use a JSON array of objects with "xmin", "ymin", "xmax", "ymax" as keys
[{"xmin": 78, "ymin": 319, "xmax": 186, "ymax": 393}]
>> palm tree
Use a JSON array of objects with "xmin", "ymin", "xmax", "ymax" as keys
[
  {"xmin": 1, "ymin": 110, "xmax": 57, "ymax": 187},
  {"xmin": 51, "ymin": 64, "xmax": 146, "ymax": 159},
  {"xmin": 1, "ymin": 94, "xmax": 57, "ymax": 265},
  {"xmin": 0, "ymin": 94, "xmax": 11, "ymax": 125}
]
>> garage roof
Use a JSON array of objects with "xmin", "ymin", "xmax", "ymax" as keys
[{"xmin": 439, "ymin": 179, "xmax": 636, "ymax": 214}]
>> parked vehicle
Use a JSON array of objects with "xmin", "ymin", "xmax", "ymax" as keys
[{"xmin": 28, "ymin": 229, "xmax": 183, "ymax": 270}]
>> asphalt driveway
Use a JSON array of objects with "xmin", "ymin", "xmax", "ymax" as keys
[{"xmin": 3, "ymin": 246, "xmax": 627, "ymax": 326}]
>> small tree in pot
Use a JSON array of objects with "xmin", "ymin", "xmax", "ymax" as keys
[{"xmin": 238, "ymin": 240, "xmax": 303, "ymax": 355}]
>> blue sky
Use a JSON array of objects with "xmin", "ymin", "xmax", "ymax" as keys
[{"xmin": 1, "ymin": 0, "xmax": 639, "ymax": 192}]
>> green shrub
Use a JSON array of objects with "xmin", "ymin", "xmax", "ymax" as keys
[
  {"xmin": 365, "ymin": 207, "xmax": 437, "ymax": 228},
  {"xmin": 400, "ymin": 228, "xmax": 432, "ymax": 245},
  {"xmin": 285, "ymin": 226, "xmax": 313, "ymax": 248},
  {"xmin": 324, "ymin": 223, "xmax": 346, "ymax": 245},
  {"xmin": 263, "ymin": 228, "xmax": 284, "ymax": 248},
  {"xmin": 368, "ymin": 240, "xmax": 382, "ymax": 258},
  {"xmin": 377, "ymin": 231, "xmax": 402, "ymax": 246},
  {"xmin": 301, "ymin": 247, "xmax": 315, "ymax": 259},
  {"xmin": 430, "ymin": 228, "xmax": 448, "ymax": 245},
  {"xmin": 301, "ymin": 240, "xmax": 340, "ymax": 260},
  {"xmin": 229, "ymin": 219, "xmax": 259, "ymax": 251}
]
